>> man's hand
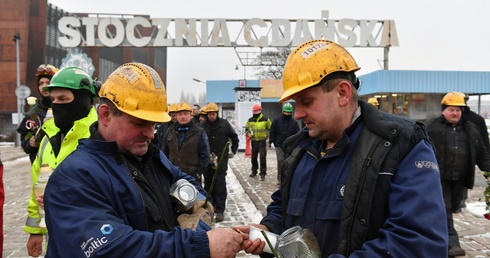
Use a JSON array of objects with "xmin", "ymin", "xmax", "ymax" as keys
[
  {"xmin": 29, "ymin": 136, "xmax": 40, "ymax": 148},
  {"xmin": 36, "ymin": 194, "xmax": 44, "ymax": 210},
  {"xmin": 177, "ymin": 201, "xmax": 214, "ymax": 230},
  {"xmin": 208, "ymin": 228, "xmax": 245, "ymax": 258},
  {"xmin": 233, "ymin": 224, "xmax": 267, "ymax": 255},
  {"xmin": 27, "ymin": 234, "xmax": 43, "ymax": 257}
]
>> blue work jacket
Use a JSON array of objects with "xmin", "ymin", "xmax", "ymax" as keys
[
  {"xmin": 44, "ymin": 138, "xmax": 211, "ymax": 258},
  {"xmin": 261, "ymin": 101, "xmax": 448, "ymax": 257}
]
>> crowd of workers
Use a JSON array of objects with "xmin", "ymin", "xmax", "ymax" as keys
[{"xmin": 3, "ymin": 39, "xmax": 489, "ymax": 257}]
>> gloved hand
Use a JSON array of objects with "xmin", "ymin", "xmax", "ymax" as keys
[
  {"xmin": 178, "ymin": 200, "xmax": 214, "ymax": 231},
  {"xmin": 228, "ymin": 152, "xmax": 235, "ymax": 159},
  {"xmin": 178, "ymin": 207, "xmax": 212, "ymax": 231},
  {"xmin": 193, "ymin": 200, "xmax": 214, "ymax": 216}
]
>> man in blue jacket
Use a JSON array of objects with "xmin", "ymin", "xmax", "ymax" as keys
[
  {"xmin": 237, "ymin": 40, "xmax": 448, "ymax": 257},
  {"xmin": 43, "ymin": 63, "xmax": 244, "ymax": 258}
]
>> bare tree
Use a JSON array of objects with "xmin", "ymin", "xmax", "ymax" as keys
[
  {"xmin": 198, "ymin": 92, "xmax": 206, "ymax": 106},
  {"xmin": 254, "ymin": 47, "xmax": 292, "ymax": 80},
  {"xmin": 179, "ymin": 91, "xmax": 197, "ymax": 105}
]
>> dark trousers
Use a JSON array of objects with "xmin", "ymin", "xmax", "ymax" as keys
[
  {"xmin": 442, "ymin": 179, "xmax": 466, "ymax": 247},
  {"xmin": 251, "ymin": 140, "xmax": 267, "ymax": 175},
  {"xmin": 275, "ymin": 147, "xmax": 285, "ymax": 181},
  {"xmin": 204, "ymin": 160, "xmax": 228, "ymax": 214}
]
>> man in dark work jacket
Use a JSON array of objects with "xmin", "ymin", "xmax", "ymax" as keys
[{"xmin": 164, "ymin": 101, "xmax": 210, "ymax": 186}]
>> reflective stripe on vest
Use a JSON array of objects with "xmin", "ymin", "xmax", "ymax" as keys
[
  {"xmin": 37, "ymin": 137, "xmax": 51, "ymax": 164},
  {"xmin": 26, "ymin": 217, "xmax": 40, "ymax": 228}
]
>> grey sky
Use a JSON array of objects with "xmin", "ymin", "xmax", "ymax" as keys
[{"xmin": 48, "ymin": 0, "xmax": 490, "ymax": 103}]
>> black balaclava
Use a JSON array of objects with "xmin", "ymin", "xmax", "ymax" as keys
[
  {"xmin": 40, "ymin": 96, "xmax": 52, "ymax": 108},
  {"xmin": 51, "ymin": 89, "xmax": 93, "ymax": 134},
  {"xmin": 253, "ymin": 113, "xmax": 260, "ymax": 119},
  {"xmin": 38, "ymin": 75, "xmax": 53, "ymax": 108}
]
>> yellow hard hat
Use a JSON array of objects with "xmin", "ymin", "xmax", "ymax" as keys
[
  {"xmin": 441, "ymin": 92, "xmax": 466, "ymax": 107},
  {"xmin": 206, "ymin": 102, "xmax": 219, "ymax": 112},
  {"xmin": 176, "ymin": 101, "xmax": 192, "ymax": 112},
  {"xmin": 199, "ymin": 105, "xmax": 208, "ymax": 115},
  {"xmin": 168, "ymin": 103, "xmax": 178, "ymax": 113},
  {"xmin": 280, "ymin": 39, "xmax": 360, "ymax": 102},
  {"xmin": 99, "ymin": 62, "xmax": 170, "ymax": 123},
  {"xmin": 368, "ymin": 97, "xmax": 379, "ymax": 106}
]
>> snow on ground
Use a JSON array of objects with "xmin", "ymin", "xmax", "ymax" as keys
[{"xmin": 466, "ymin": 201, "xmax": 488, "ymax": 218}]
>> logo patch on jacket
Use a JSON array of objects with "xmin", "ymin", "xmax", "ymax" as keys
[
  {"xmin": 414, "ymin": 161, "xmax": 438, "ymax": 170},
  {"xmin": 79, "ymin": 222, "xmax": 121, "ymax": 257},
  {"xmin": 337, "ymin": 184, "xmax": 345, "ymax": 199}
]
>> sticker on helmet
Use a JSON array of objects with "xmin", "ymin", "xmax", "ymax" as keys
[
  {"xmin": 116, "ymin": 67, "xmax": 140, "ymax": 84},
  {"xmin": 147, "ymin": 68, "xmax": 162, "ymax": 89},
  {"xmin": 133, "ymin": 63, "xmax": 162, "ymax": 89},
  {"xmin": 301, "ymin": 42, "xmax": 329, "ymax": 58}
]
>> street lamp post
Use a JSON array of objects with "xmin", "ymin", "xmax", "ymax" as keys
[
  {"xmin": 13, "ymin": 32, "xmax": 21, "ymax": 147},
  {"xmin": 191, "ymin": 78, "xmax": 207, "ymax": 106},
  {"xmin": 192, "ymin": 78, "xmax": 205, "ymax": 84},
  {"xmin": 235, "ymin": 65, "xmax": 246, "ymax": 79}
]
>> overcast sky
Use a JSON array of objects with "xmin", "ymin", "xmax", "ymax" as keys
[{"xmin": 48, "ymin": 0, "xmax": 490, "ymax": 103}]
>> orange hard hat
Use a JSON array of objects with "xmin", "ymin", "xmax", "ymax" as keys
[{"xmin": 252, "ymin": 104, "xmax": 262, "ymax": 114}]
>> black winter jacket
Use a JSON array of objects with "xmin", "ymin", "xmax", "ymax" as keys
[
  {"xmin": 463, "ymin": 107, "xmax": 490, "ymax": 149},
  {"xmin": 16, "ymin": 99, "xmax": 50, "ymax": 163},
  {"xmin": 426, "ymin": 115, "xmax": 490, "ymax": 189},
  {"xmin": 203, "ymin": 117, "xmax": 239, "ymax": 156},
  {"xmin": 269, "ymin": 114, "xmax": 300, "ymax": 148}
]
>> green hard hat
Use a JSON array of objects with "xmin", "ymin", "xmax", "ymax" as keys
[
  {"xmin": 44, "ymin": 67, "xmax": 97, "ymax": 97},
  {"xmin": 283, "ymin": 103, "xmax": 293, "ymax": 113}
]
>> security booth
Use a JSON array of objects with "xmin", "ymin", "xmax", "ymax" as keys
[{"xmin": 234, "ymin": 86, "xmax": 262, "ymax": 150}]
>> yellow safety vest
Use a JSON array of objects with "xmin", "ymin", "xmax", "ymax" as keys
[{"xmin": 24, "ymin": 107, "xmax": 97, "ymax": 235}]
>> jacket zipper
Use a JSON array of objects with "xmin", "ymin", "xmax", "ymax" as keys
[{"xmin": 345, "ymin": 137, "xmax": 383, "ymax": 254}]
